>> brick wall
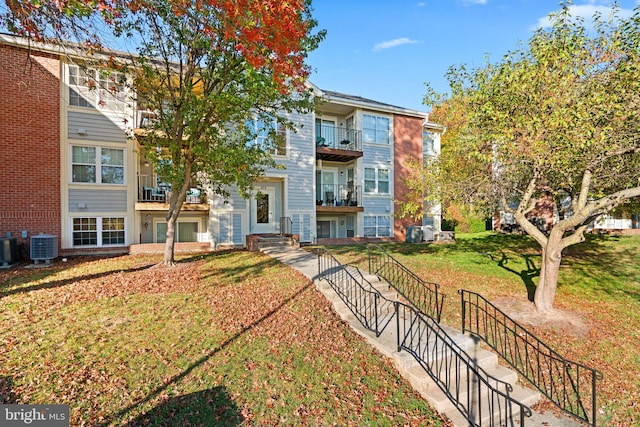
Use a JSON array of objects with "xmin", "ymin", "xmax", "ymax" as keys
[
  {"xmin": 0, "ymin": 43, "xmax": 61, "ymax": 247},
  {"xmin": 393, "ymin": 115, "xmax": 424, "ymax": 241}
]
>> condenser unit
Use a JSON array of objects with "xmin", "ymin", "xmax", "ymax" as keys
[
  {"xmin": 30, "ymin": 234, "xmax": 58, "ymax": 264},
  {"xmin": 0, "ymin": 237, "xmax": 17, "ymax": 267}
]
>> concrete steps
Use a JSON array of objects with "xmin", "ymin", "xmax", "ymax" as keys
[
  {"xmin": 261, "ymin": 247, "xmax": 583, "ymax": 427},
  {"xmin": 314, "ymin": 274, "xmax": 541, "ymax": 427},
  {"xmin": 257, "ymin": 235, "xmax": 298, "ymax": 251}
]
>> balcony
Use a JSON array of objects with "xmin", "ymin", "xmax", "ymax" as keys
[
  {"xmin": 316, "ymin": 126, "xmax": 363, "ymax": 162},
  {"xmin": 316, "ymin": 184, "xmax": 363, "ymax": 213},
  {"xmin": 135, "ymin": 175, "xmax": 208, "ymax": 211}
]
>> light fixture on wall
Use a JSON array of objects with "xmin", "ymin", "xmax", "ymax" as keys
[
  {"xmin": 340, "ymin": 171, "xmax": 344, "ymax": 176},
  {"xmin": 144, "ymin": 214, "xmax": 152, "ymax": 230},
  {"xmin": 144, "ymin": 161, "xmax": 150, "ymax": 167}
]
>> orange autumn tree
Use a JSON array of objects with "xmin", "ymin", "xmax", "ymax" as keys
[{"xmin": 2, "ymin": 0, "xmax": 325, "ymax": 265}]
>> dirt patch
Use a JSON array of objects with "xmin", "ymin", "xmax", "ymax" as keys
[{"xmin": 493, "ymin": 296, "xmax": 591, "ymax": 338}]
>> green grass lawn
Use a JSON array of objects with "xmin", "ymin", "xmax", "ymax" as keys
[
  {"xmin": 326, "ymin": 231, "xmax": 640, "ymax": 427},
  {"xmin": 0, "ymin": 251, "xmax": 448, "ymax": 426}
]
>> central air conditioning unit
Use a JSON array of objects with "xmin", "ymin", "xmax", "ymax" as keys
[
  {"xmin": 0, "ymin": 237, "xmax": 18, "ymax": 267},
  {"xmin": 30, "ymin": 234, "xmax": 58, "ymax": 264}
]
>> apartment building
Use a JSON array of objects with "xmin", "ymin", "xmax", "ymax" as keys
[{"xmin": 0, "ymin": 34, "xmax": 443, "ymax": 256}]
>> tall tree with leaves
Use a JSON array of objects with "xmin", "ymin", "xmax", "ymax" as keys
[
  {"xmin": 419, "ymin": 4, "xmax": 640, "ymax": 312},
  {"xmin": 3, "ymin": 0, "xmax": 325, "ymax": 265}
]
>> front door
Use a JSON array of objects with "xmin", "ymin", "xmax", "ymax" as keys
[
  {"xmin": 317, "ymin": 221, "xmax": 331, "ymax": 238},
  {"xmin": 252, "ymin": 188, "xmax": 276, "ymax": 234},
  {"xmin": 316, "ymin": 118, "xmax": 336, "ymax": 147},
  {"xmin": 316, "ymin": 169, "xmax": 337, "ymax": 205}
]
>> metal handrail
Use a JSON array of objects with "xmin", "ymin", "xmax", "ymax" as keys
[
  {"xmin": 316, "ymin": 184, "xmax": 362, "ymax": 207},
  {"xmin": 368, "ymin": 243, "xmax": 443, "ymax": 322},
  {"xmin": 316, "ymin": 125, "xmax": 362, "ymax": 151},
  {"xmin": 397, "ymin": 301, "xmax": 532, "ymax": 426},
  {"xmin": 279, "ymin": 217, "xmax": 292, "ymax": 236},
  {"xmin": 316, "ymin": 247, "xmax": 395, "ymax": 337},
  {"xmin": 459, "ymin": 290, "xmax": 603, "ymax": 426}
]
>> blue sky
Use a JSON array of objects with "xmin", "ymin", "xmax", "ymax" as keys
[{"xmin": 307, "ymin": 0, "xmax": 640, "ymax": 113}]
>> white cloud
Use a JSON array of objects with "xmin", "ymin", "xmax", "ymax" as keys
[
  {"xmin": 417, "ymin": 2, "xmax": 426, "ymax": 6},
  {"xmin": 533, "ymin": 2, "xmax": 635, "ymax": 29},
  {"xmin": 464, "ymin": 0, "xmax": 488, "ymax": 4},
  {"xmin": 373, "ymin": 38, "xmax": 419, "ymax": 52}
]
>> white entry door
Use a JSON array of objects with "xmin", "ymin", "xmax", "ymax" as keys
[{"xmin": 252, "ymin": 188, "xmax": 276, "ymax": 234}]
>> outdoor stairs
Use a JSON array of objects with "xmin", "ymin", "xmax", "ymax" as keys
[
  {"xmin": 315, "ymin": 271, "xmax": 541, "ymax": 427},
  {"xmin": 256, "ymin": 235, "xmax": 298, "ymax": 251}
]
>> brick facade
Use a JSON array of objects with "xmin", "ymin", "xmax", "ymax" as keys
[
  {"xmin": 393, "ymin": 114, "xmax": 424, "ymax": 241},
  {"xmin": 0, "ymin": 43, "xmax": 61, "ymax": 248}
]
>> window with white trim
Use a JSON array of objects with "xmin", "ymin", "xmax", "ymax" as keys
[
  {"xmin": 72, "ymin": 146, "xmax": 124, "ymax": 184},
  {"xmin": 73, "ymin": 217, "xmax": 125, "ymax": 246},
  {"xmin": 363, "ymin": 114, "xmax": 390, "ymax": 144},
  {"xmin": 68, "ymin": 65, "xmax": 126, "ymax": 110},
  {"xmin": 364, "ymin": 216, "xmax": 391, "ymax": 237},
  {"xmin": 364, "ymin": 168, "xmax": 389, "ymax": 194},
  {"xmin": 247, "ymin": 115, "xmax": 286, "ymax": 156},
  {"xmin": 423, "ymin": 130, "xmax": 436, "ymax": 160},
  {"xmin": 156, "ymin": 221, "xmax": 199, "ymax": 243}
]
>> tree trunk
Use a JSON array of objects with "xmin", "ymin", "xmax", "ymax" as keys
[
  {"xmin": 162, "ymin": 188, "xmax": 187, "ymax": 265},
  {"xmin": 534, "ymin": 236, "xmax": 563, "ymax": 312},
  {"xmin": 162, "ymin": 208, "xmax": 179, "ymax": 265}
]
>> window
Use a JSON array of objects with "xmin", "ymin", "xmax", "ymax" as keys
[
  {"xmin": 68, "ymin": 65, "xmax": 126, "ymax": 110},
  {"xmin": 364, "ymin": 168, "xmax": 389, "ymax": 194},
  {"xmin": 72, "ymin": 146, "xmax": 96, "ymax": 183},
  {"xmin": 73, "ymin": 217, "xmax": 125, "ymax": 247},
  {"xmin": 73, "ymin": 218, "xmax": 97, "ymax": 246},
  {"xmin": 69, "ymin": 66, "xmax": 95, "ymax": 108},
  {"xmin": 98, "ymin": 70, "xmax": 126, "ymax": 110},
  {"xmin": 101, "ymin": 148, "xmax": 124, "ymax": 184},
  {"xmin": 364, "ymin": 216, "xmax": 391, "ymax": 238},
  {"xmin": 156, "ymin": 221, "xmax": 199, "ymax": 243},
  {"xmin": 316, "ymin": 118, "xmax": 336, "ymax": 147},
  {"xmin": 423, "ymin": 130, "xmax": 436, "ymax": 160},
  {"xmin": 72, "ymin": 146, "xmax": 124, "ymax": 184},
  {"xmin": 248, "ymin": 116, "xmax": 286, "ymax": 156},
  {"xmin": 102, "ymin": 217, "xmax": 125, "ymax": 245},
  {"xmin": 363, "ymin": 114, "xmax": 390, "ymax": 144}
]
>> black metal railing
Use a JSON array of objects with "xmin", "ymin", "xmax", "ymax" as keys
[
  {"xmin": 368, "ymin": 244, "xmax": 443, "ymax": 322},
  {"xmin": 459, "ymin": 290, "xmax": 602, "ymax": 426},
  {"xmin": 316, "ymin": 125, "xmax": 362, "ymax": 152},
  {"xmin": 316, "ymin": 247, "xmax": 395, "ymax": 337},
  {"xmin": 397, "ymin": 301, "xmax": 532, "ymax": 426},
  {"xmin": 137, "ymin": 175, "xmax": 205, "ymax": 204},
  {"xmin": 280, "ymin": 217, "xmax": 292, "ymax": 236},
  {"xmin": 316, "ymin": 184, "xmax": 362, "ymax": 207}
]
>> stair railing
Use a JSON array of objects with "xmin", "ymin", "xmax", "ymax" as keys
[
  {"xmin": 279, "ymin": 216, "xmax": 292, "ymax": 236},
  {"xmin": 316, "ymin": 247, "xmax": 395, "ymax": 336},
  {"xmin": 368, "ymin": 243, "xmax": 443, "ymax": 322},
  {"xmin": 397, "ymin": 301, "xmax": 532, "ymax": 426},
  {"xmin": 459, "ymin": 290, "xmax": 602, "ymax": 427}
]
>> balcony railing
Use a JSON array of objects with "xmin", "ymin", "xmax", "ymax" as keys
[
  {"xmin": 316, "ymin": 184, "xmax": 362, "ymax": 207},
  {"xmin": 138, "ymin": 175, "xmax": 204, "ymax": 204},
  {"xmin": 316, "ymin": 125, "xmax": 362, "ymax": 152}
]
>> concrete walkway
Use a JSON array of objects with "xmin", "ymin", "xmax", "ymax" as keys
[{"xmin": 260, "ymin": 245, "xmax": 586, "ymax": 427}]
